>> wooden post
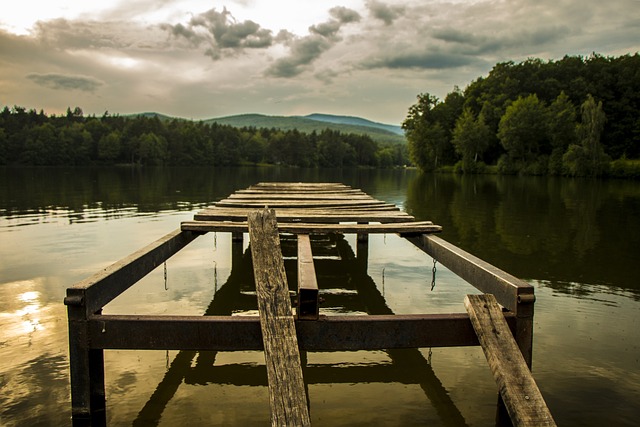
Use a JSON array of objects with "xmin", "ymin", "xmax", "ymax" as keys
[
  {"xmin": 248, "ymin": 209, "xmax": 311, "ymax": 427},
  {"xmin": 65, "ymin": 300, "xmax": 106, "ymax": 427},
  {"xmin": 297, "ymin": 234, "xmax": 319, "ymax": 320},
  {"xmin": 464, "ymin": 294, "xmax": 556, "ymax": 427}
]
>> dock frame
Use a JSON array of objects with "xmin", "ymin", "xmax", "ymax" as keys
[{"xmin": 65, "ymin": 182, "xmax": 553, "ymax": 426}]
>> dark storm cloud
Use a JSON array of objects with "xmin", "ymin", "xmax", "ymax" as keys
[
  {"xmin": 431, "ymin": 25, "xmax": 572, "ymax": 55},
  {"xmin": 26, "ymin": 73, "xmax": 104, "ymax": 92},
  {"xmin": 161, "ymin": 7, "xmax": 273, "ymax": 59},
  {"xmin": 266, "ymin": 6, "xmax": 360, "ymax": 78},
  {"xmin": 363, "ymin": 50, "xmax": 476, "ymax": 70},
  {"xmin": 266, "ymin": 35, "xmax": 332, "ymax": 77},
  {"xmin": 366, "ymin": 0, "xmax": 405, "ymax": 25}
]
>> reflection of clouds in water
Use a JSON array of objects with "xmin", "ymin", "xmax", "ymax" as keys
[
  {"xmin": 1, "ymin": 282, "xmax": 47, "ymax": 341},
  {"xmin": 367, "ymin": 234, "xmax": 478, "ymax": 314},
  {"xmin": 0, "ymin": 353, "xmax": 70, "ymax": 425}
]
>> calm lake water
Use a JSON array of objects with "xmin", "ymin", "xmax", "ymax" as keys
[{"xmin": 1, "ymin": 166, "xmax": 638, "ymax": 426}]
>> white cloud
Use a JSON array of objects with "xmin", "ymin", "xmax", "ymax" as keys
[{"xmin": 0, "ymin": 0, "xmax": 638, "ymax": 124}]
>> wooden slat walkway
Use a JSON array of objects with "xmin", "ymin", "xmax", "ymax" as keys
[{"xmin": 182, "ymin": 182, "xmax": 442, "ymax": 235}]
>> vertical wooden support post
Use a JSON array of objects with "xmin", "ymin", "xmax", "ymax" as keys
[
  {"xmin": 297, "ymin": 234, "xmax": 319, "ymax": 320},
  {"xmin": 515, "ymin": 294, "xmax": 535, "ymax": 369},
  {"xmin": 356, "ymin": 223, "xmax": 369, "ymax": 272},
  {"xmin": 248, "ymin": 209, "xmax": 311, "ymax": 427},
  {"xmin": 65, "ymin": 291, "xmax": 106, "ymax": 427},
  {"xmin": 231, "ymin": 232, "xmax": 243, "ymax": 272}
]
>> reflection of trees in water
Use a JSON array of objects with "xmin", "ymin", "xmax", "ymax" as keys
[
  {"xmin": 560, "ymin": 178, "xmax": 604, "ymax": 259},
  {"xmin": 0, "ymin": 167, "xmax": 417, "ymax": 219},
  {"xmin": 494, "ymin": 176, "xmax": 572, "ymax": 257},
  {"xmin": 406, "ymin": 173, "xmax": 640, "ymax": 294}
]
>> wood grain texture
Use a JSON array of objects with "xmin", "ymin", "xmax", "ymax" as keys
[
  {"xmin": 464, "ymin": 294, "xmax": 556, "ymax": 427},
  {"xmin": 182, "ymin": 220, "xmax": 440, "ymax": 234},
  {"xmin": 248, "ymin": 209, "xmax": 311, "ymax": 427}
]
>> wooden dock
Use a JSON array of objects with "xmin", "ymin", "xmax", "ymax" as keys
[{"xmin": 65, "ymin": 182, "xmax": 555, "ymax": 426}]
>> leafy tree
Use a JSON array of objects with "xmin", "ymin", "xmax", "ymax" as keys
[
  {"xmin": 243, "ymin": 131, "xmax": 266, "ymax": 164},
  {"xmin": 547, "ymin": 91, "xmax": 577, "ymax": 174},
  {"xmin": 563, "ymin": 94, "xmax": 610, "ymax": 176},
  {"xmin": 403, "ymin": 93, "xmax": 448, "ymax": 170},
  {"xmin": 59, "ymin": 123, "xmax": 93, "ymax": 164},
  {"xmin": 138, "ymin": 132, "xmax": 168, "ymax": 165},
  {"xmin": 98, "ymin": 131, "xmax": 122, "ymax": 161},
  {"xmin": 497, "ymin": 94, "xmax": 548, "ymax": 167},
  {"xmin": 0, "ymin": 127, "xmax": 7, "ymax": 164},
  {"xmin": 451, "ymin": 108, "xmax": 491, "ymax": 172}
]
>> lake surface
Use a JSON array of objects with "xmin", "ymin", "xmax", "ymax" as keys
[{"xmin": 1, "ymin": 166, "xmax": 638, "ymax": 426}]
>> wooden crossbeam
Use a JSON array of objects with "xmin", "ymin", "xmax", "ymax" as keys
[
  {"xmin": 216, "ymin": 199, "xmax": 391, "ymax": 209},
  {"xmin": 248, "ymin": 209, "xmax": 311, "ymax": 427},
  {"xmin": 194, "ymin": 209, "xmax": 414, "ymax": 223},
  {"xmin": 464, "ymin": 294, "xmax": 556, "ymax": 427},
  {"xmin": 182, "ymin": 220, "xmax": 440, "ymax": 234},
  {"xmin": 297, "ymin": 234, "xmax": 319, "ymax": 320}
]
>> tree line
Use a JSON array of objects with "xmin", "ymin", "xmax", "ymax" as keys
[
  {"xmin": 402, "ymin": 53, "xmax": 640, "ymax": 177},
  {"xmin": 0, "ymin": 107, "xmax": 408, "ymax": 168}
]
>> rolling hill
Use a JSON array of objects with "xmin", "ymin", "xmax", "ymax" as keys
[{"xmin": 204, "ymin": 113, "xmax": 406, "ymax": 145}]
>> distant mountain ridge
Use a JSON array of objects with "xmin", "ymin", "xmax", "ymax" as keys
[
  {"xmin": 129, "ymin": 112, "xmax": 406, "ymax": 144},
  {"xmin": 304, "ymin": 113, "xmax": 403, "ymax": 135},
  {"xmin": 204, "ymin": 113, "xmax": 406, "ymax": 145}
]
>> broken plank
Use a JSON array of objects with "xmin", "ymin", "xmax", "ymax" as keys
[
  {"xmin": 464, "ymin": 294, "xmax": 556, "ymax": 427},
  {"xmin": 297, "ymin": 234, "xmax": 319, "ymax": 320},
  {"xmin": 248, "ymin": 209, "xmax": 311, "ymax": 427}
]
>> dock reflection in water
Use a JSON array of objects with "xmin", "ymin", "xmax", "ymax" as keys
[{"xmin": 127, "ymin": 233, "xmax": 474, "ymax": 427}]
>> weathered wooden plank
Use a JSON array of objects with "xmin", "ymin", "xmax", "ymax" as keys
[
  {"xmin": 464, "ymin": 294, "xmax": 556, "ymax": 427},
  {"xmin": 195, "ymin": 209, "xmax": 414, "ymax": 223},
  {"xmin": 228, "ymin": 193, "xmax": 374, "ymax": 200},
  {"xmin": 182, "ymin": 220, "xmax": 440, "ymax": 234},
  {"xmin": 297, "ymin": 234, "xmax": 319, "ymax": 320},
  {"xmin": 216, "ymin": 199, "xmax": 390, "ymax": 208},
  {"xmin": 87, "ymin": 313, "xmax": 511, "ymax": 350},
  {"xmin": 248, "ymin": 209, "xmax": 311, "ymax": 427},
  {"xmin": 236, "ymin": 188, "xmax": 365, "ymax": 195},
  {"xmin": 254, "ymin": 182, "xmax": 348, "ymax": 188}
]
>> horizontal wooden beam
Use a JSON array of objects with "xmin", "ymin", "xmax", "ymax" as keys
[
  {"xmin": 86, "ymin": 313, "xmax": 515, "ymax": 350},
  {"xmin": 228, "ymin": 193, "xmax": 374, "ymax": 200},
  {"xmin": 465, "ymin": 294, "xmax": 556, "ymax": 427},
  {"xmin": 404, "ymin": 234, "xmax": 533, "ymax": 312},
  {"xmin": 215, "ymin": 199, "xmax": 394, "ymax": 209},
  {"xmin": 194, "ymin": 209, "xmax": 414, "ymax": 223},
  {"xmin": 181, "ymin": 220, "xmax": 441, "ymax": 235}
]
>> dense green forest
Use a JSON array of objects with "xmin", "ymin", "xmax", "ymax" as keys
[
  {"xmin": 0, "ymin": 107, "xmax": 407, "ymax": 168},
  {"xmin": 403, "ymin": 53, "xmax": 640, "ymax": 177}
]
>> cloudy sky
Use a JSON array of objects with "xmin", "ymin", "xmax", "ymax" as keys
[{"xmin": 1, "ymin": 0, "xmax": 638, "ymax": 124}]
